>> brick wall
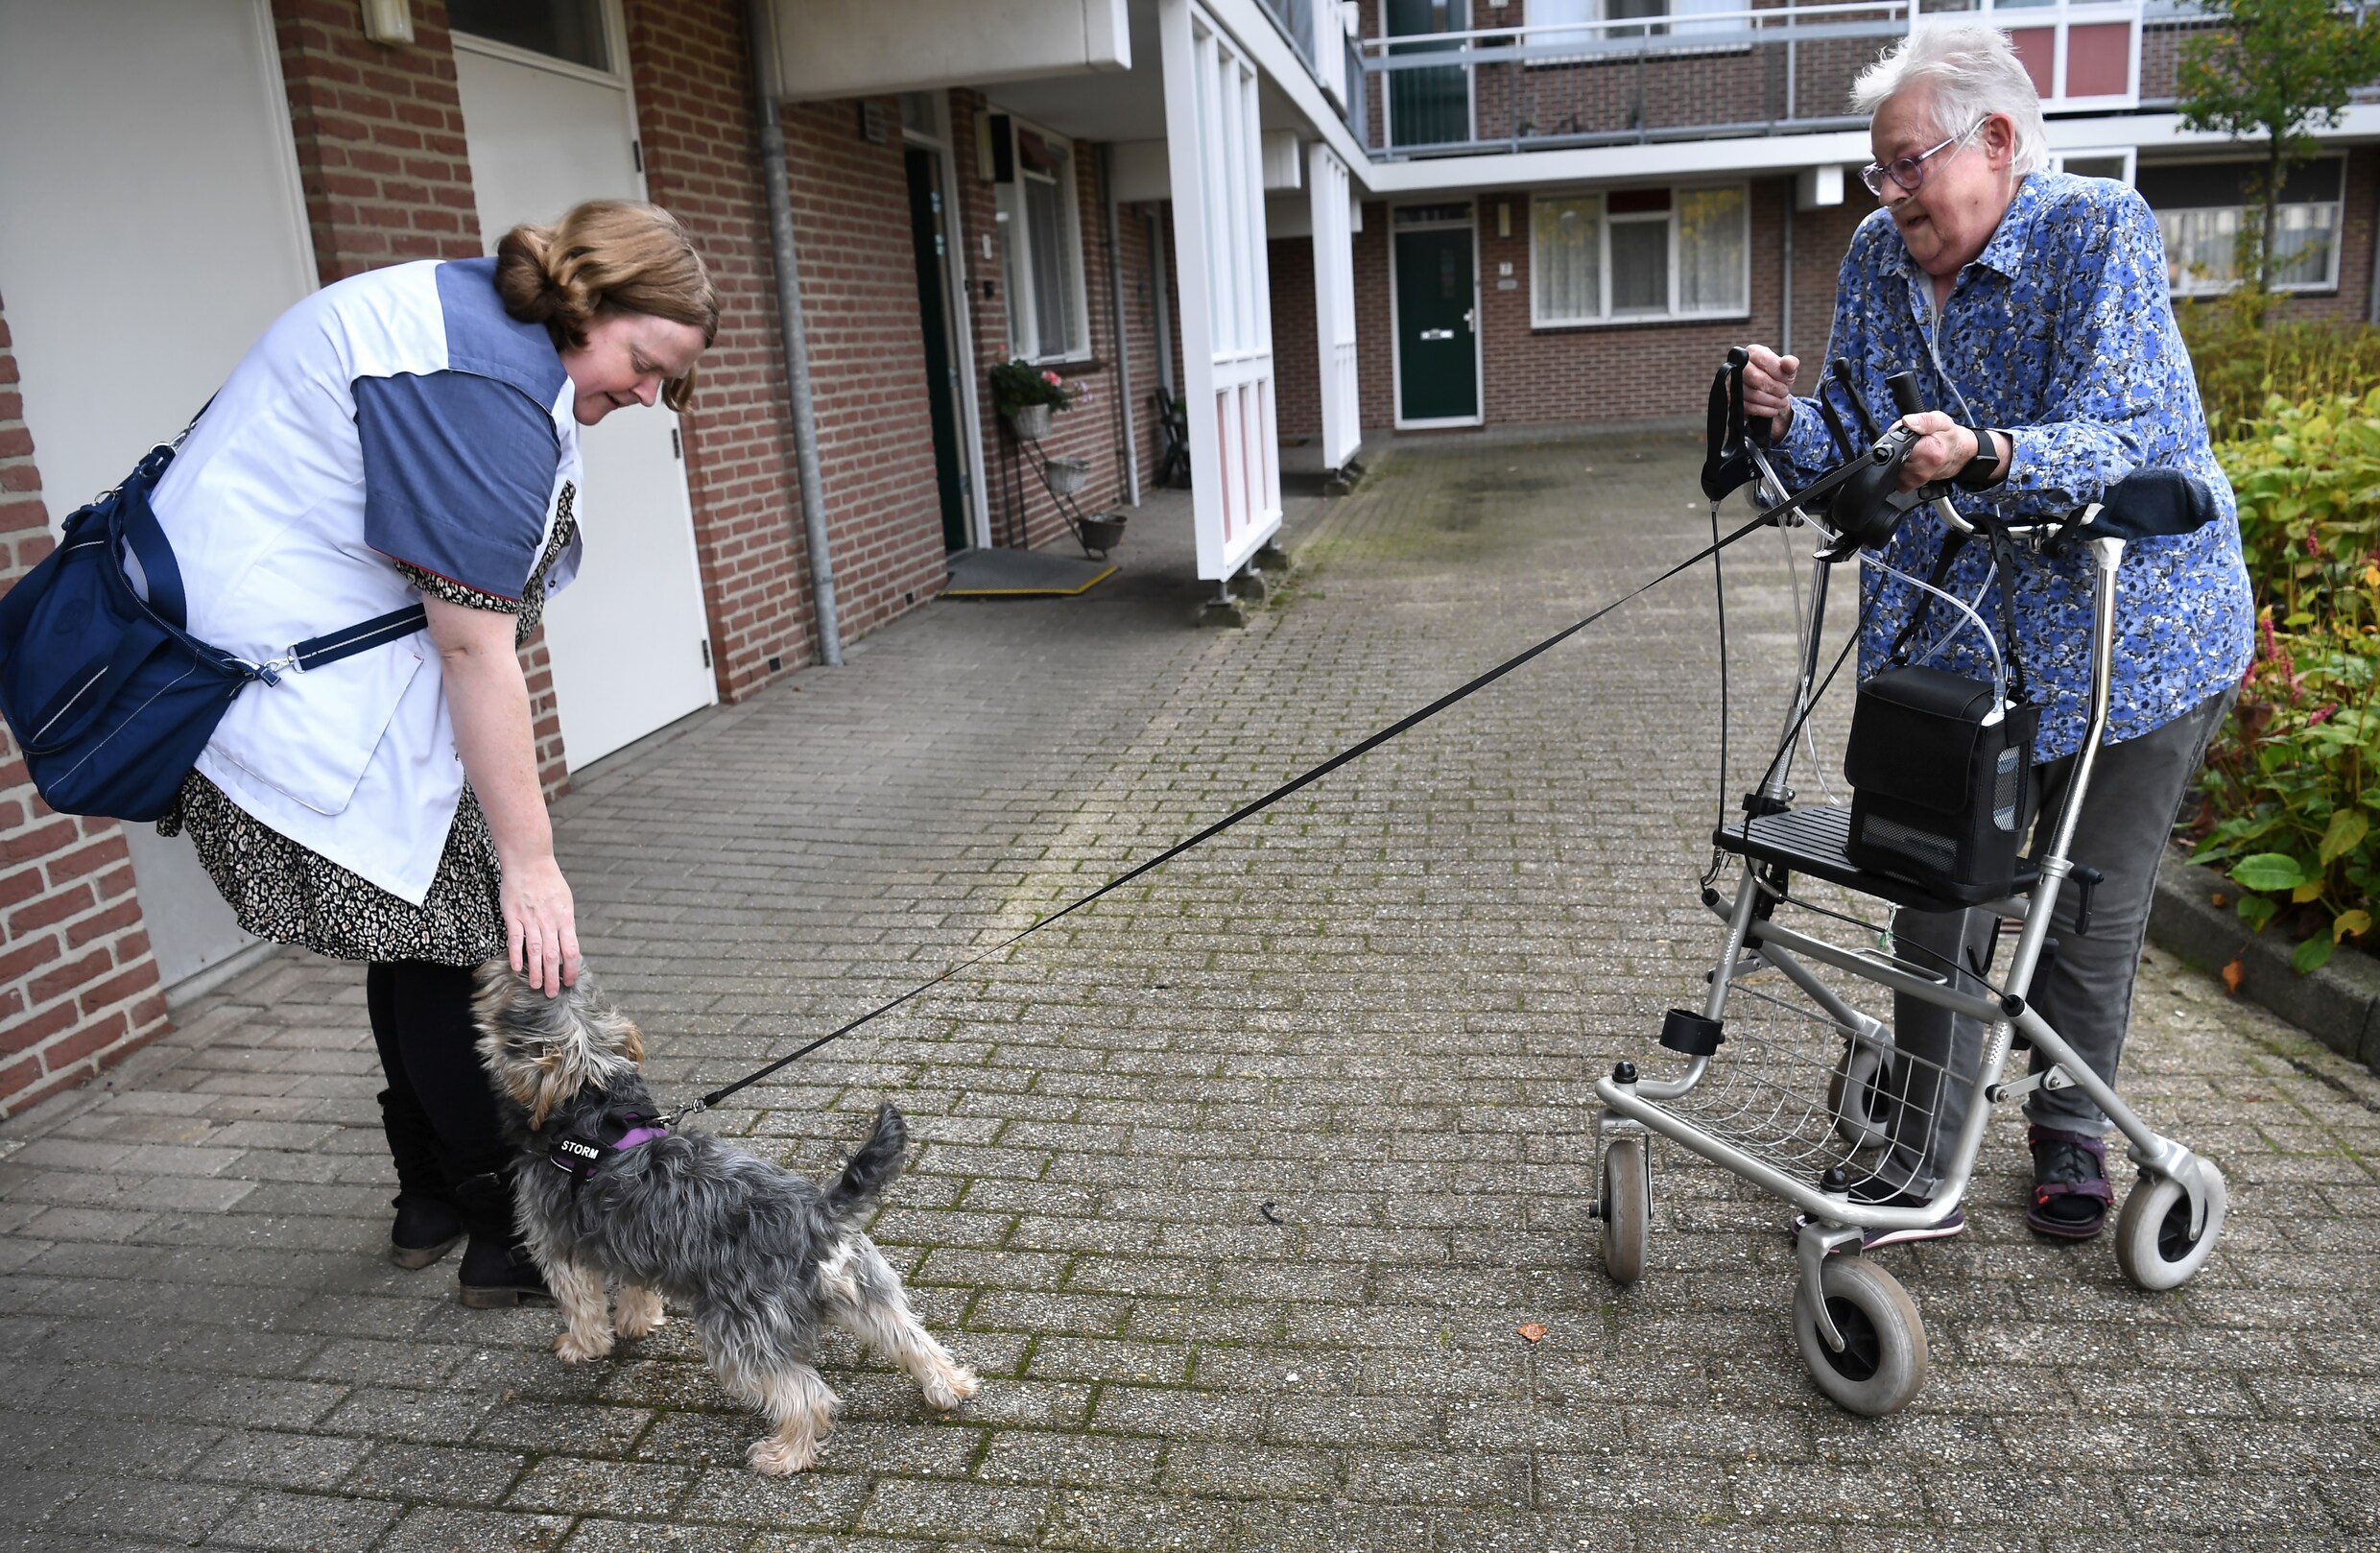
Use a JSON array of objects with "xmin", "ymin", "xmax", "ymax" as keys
[
  {"xmin": 1355, "ymin": 202, "xmax": 1394, "ymax": 430},
  {"xmin": 624, "ymin": 0, "xmax": 819, "ymax": 694},
  {"xmin": 273, "ymin": 0, "xmax": 480, "ymax": 285},
  {"xmin": 953, "ymin": 94, "xmax": 1143, "ymax": 552},
  {"xmin": 1269, "ymin": 236, "xmax": 1321, "ymax": 442},
  {"xmin": 0, "ymin": 297, "xmax": 170, "ymax": 1120},
  {"xmin": 777, "ymin": 97, "xmax": 948, "ymax": 636}
]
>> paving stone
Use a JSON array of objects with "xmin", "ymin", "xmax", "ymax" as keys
[
  {"xmin": 378, "ymin": 1506, "xmax": 573, "ymax": 1553},
  {"xmin": 202, "ymin": 1488, "xmax": 400, "ymax": 1551},
  {"xmin": 1, "ymin": 438, "xmax": 2371, "ymax": 1548}
]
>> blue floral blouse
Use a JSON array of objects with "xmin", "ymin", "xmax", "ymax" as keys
[{"xmin": 1772, "ymin": 169, "xmax": 2254, "ymax": 762}]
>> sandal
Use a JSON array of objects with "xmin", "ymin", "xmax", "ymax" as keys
[{"xmin": 2028, "ymin": 1124, "xmax": 2113, "ymax": 1239}]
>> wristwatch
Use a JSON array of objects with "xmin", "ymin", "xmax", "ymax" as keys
[{"xmin": 1954, "ymin": 424, "xmax": 2005, "ymax": 490}]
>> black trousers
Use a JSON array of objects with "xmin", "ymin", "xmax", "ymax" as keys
[{"xmin": 366, "ymin": 960, "xmax": 510, "ymax": 1190}]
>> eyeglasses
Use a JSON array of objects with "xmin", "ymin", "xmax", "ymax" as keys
[{"xmin": 1860, "ymin": 122, "xmax": 1982, "ymax": 199}]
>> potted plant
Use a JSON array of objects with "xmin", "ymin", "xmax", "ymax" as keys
[{"xmin": 990, "ymin": 358, "xmax": 1076, "ymax": 442}]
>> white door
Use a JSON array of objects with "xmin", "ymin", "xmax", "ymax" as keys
[
  {"xmin": 0, "ymin": 0, "xmax": 317, "ymax": 988},
  {"xmin": 453, "ymin": 24, "xmax": 717, "ymax": 769}
]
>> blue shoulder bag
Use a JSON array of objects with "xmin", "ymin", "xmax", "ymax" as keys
[{"xmin": 0, "ymin": 433, "xmax": 427, "ymax": 823}]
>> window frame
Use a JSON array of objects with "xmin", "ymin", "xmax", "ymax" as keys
[
  {"xmin": 994, "ymin": 116, "xmax": 1093, "ymax": 364},
  {"xmin": 2140, "ymin": 155, "xmax": 2345, "ymax": 299},
  {"xmin": 1528, "ymin": 181, "xmax": 1751, "ymax": 328},
  {"xmin": 1522, "ymin": 0, "xmax": 1745, "ymax": 63}
]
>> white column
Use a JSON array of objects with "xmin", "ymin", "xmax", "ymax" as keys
[
  {"xmin": 1159, "ymin": 0, "xmax": 1282, "ymax": 581},
  {"xmin": 1307, "ymin": 141, "xmax": 1360, "ymax": 473}
]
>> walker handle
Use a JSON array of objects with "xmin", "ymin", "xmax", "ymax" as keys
[{"xmin": 1886, "ymin": 370, "xmax": 1928, "ymax": 421}]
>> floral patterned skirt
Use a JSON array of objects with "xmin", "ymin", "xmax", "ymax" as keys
[{"xmin": 158, "ymin": 773, "xmax": 505, "ymax": 966}]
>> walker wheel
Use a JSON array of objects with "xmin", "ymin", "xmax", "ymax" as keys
[
  {"xmin": 1793, "ymin": 1255, "xmax": 1928, "ymax": 1416},
  {"xmin": 2114, "ymin": 1163, "xmax": 2227, "ymax": 1292},
  {"xmin": 1599, "ymin": 1135, "xmax": 1650, "ymax": 1285},
  {"xmin": 1827, "ymin": 1037, "xmax": 1894, "ymax": 1152}
]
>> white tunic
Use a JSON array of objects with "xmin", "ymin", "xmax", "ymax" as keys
[{"xmin": 153, "ymin": 259, "xmax": 583, "ymax": 905}]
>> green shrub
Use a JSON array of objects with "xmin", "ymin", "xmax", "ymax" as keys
[
  {"xmin": 2187, "ymin": 387, "xmax": 2380, "ymax": 970},
  {"xmin": 2177, "ymin": 288, "xmax": 2380, "ymax": 439}
]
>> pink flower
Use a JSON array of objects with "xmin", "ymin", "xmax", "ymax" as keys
[
  {"xmin": 1042, "ymin": 370, "xmax": 1062, "ymax": 388},
  {"xmin": 2306, "ymin": 531, "xmax": 2323, "ymax": 559},
  {"xmin": 2310, "ymin": 703, "xmax": 2339, "ymax": 726}
]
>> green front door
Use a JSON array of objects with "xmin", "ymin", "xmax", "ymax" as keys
[
  {"xmin": 905, "ymin": 145, "xmax": 970, "ymax": 551},
  {"xmin": 1394, "ymin": 225, "xmax": 1478, "ymax": 422},
  {"xmin": 1385, "ymin": 0, "xmax": 1469, "ymax": 150}
]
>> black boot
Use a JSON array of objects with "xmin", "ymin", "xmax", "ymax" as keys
[
  {"xmin": 449, "ymin": 1170, "xmax": 551, "ymax": 1308},
  {"xmin": 377, "ymin": 1087, "xmax": 463, "ymax": 1270}
]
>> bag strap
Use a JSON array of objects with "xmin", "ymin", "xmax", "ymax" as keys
[
  {"xmin": 286, "ymin": 605, "xmax": 429, "ymax": 674},
  {"xmin": 1982, "ymin": 521, "xmax": 2031, "ymax": 705},
  {"xmin": 116, "ymin": 464, "xmax": 189, "ymax": 630},
  {"xmin": 1880, "ymin": 530, "xmax": 1972, "ymax": 668}
]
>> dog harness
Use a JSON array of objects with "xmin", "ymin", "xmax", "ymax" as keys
[{"xmin": 547, "ymin": 1108, "xmax": 670, "ymax": 1190}]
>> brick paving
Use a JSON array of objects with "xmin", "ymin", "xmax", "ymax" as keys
[{"xmin": 1, "ymin": 430, "xmax": 2375, "ymax": 1552}]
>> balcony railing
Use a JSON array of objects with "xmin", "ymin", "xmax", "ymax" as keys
[
  {"xmin": 1354, "ymin": 0, "xmax": 2158, "ymax": 158},
  {"xmin": 1253, "ymin": 0, "xmax": 1368, "ymax": 137}
]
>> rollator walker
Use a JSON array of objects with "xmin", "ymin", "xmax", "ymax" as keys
[{"xmin": 1592, "ymin": 351, "xmax": 2229, "ymax": 1415}]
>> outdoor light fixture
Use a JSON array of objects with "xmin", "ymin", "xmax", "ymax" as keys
[{"xmin": 359, "ymin": 0, "xmax": 414, "ymax": 45}]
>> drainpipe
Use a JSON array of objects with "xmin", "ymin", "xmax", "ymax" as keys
[
  {"xmin": 1101, "ymin": 144, "xmax": 1141, "ymax": 505},
  {"xmin": 1780, "ymin": 186, "xmax": 1795, "ymax": 363},
  {"xmin": 745, "ymin": 0, "xmax": 842, "ymax": 667}
]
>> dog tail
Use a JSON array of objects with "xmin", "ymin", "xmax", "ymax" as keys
[{"xmin": 822, "ymin": 1104, "xmax": 907, "ymax": 1219}]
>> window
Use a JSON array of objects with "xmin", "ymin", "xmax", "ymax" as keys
[
  {"xmin": 447, "ymin": 0, "xmax": 609, "ymax": 71},
  {"xmin": 996, "ymin": 123, "xmax": 1090, "ymax": 360},
  {"xmin": 1531, "ymin": 183, "xmax": 1748, "ymax": 325},
  {"xmin": 1526, "ymin": 0, "xmax": 1734, "ymax": 51},
  {"xmin": 2051, "ymin": 149, "xmax": 2133, "ymax": 184},
  {"xmin": 2137, "ymin": 158, "xmax": 2344, "ymax": 296}
]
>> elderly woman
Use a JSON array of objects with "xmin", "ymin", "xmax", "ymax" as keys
[
  {"xmin": 153, "ymin": 201, "xmax": 716, "ymax": 1303},
  {"xmin": 1741, "ymin": 27, "xmax": 2252, "ymax": 1244}
]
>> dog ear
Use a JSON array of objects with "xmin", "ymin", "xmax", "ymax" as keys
[{"xmin": 617, "ymin": 1017, "xmax": 646, "ymax": 1065}]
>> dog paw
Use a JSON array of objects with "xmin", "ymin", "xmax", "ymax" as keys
[
  {"xmin": 748, "ymin": 1434, "xmax": 819, "ymax": 1475},
  {"xmin": 922, "ymin": 1366, "xmax": 981, "ymax": 1411},
  {"xmin": 555, "ymin": 1328, "xmax": 615, "ymax": 1365},
  {"xmin": 614, "ymin": 1292, "xmax": 667, "ymax": 1341}
]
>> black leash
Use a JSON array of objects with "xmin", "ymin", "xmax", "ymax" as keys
[{"xmin": 667, "ymin": 507, "xmax": 1779, "ymax": 1122}]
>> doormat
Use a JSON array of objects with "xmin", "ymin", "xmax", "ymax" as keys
[{"xmin": 945, "ymin": 548, "xmax": 1117, "ymax": 597}]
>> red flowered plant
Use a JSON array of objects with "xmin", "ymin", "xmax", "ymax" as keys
[{"xmin": 989, "ymin": 358, "xmax": 1079, "ymax": 417}]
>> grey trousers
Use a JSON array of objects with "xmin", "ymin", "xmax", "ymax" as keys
[{"xmin": 1879, "ymin": 688, "xmax": 2233, "ymax": 1196}]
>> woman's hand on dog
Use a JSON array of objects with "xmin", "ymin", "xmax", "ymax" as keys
[{"xmin": 502, "ymin": 853, "xmax": 582, "ymax": 997}]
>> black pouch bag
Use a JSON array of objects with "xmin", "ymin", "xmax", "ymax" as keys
[{"xmin": 1843, "ymin": 664, "xmax": 2040, "ymax": 904}]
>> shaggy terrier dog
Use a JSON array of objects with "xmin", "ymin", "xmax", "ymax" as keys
[{"xmin": 471, "ymin": 959, "xmax": 978, "ymax": 1473}]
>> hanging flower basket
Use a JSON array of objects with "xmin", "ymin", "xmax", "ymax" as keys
[
  {"xmin": 991, "ymin": 359, "xmax": 1076, "ymax": 444},
  {"xmin": 1042, "ymin": 455, "xmax": 1090, "ymax": 495}
]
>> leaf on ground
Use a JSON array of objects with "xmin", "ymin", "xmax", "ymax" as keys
[
  {"xmin": 1516, "ymin": 1322, "xmax": 1548, "ymax": 1344},
  {"xmin": 2222, "ymin": 959, "xmax": 2247, "ymax": 994},
  {"xmin": 2211, "ymin": 893, "xmax": 2227, "ymax": 907}
]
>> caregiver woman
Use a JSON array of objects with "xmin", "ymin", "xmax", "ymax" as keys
[{"xmin": 151, "ymin": 200, "xmax": 715, "ymax": 1305}]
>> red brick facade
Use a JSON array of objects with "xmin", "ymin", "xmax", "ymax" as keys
[
  {"xmin": 625, "ymin": 0, "xmax": 819, "ymax": 693},
  {"xmin": 775, "ymin": 97, "xmax": 950, "ymax": 636},
  {"xmin": 953, "ymin": 94, "xmax": 1159, "ymax": 552},
  {"xmin": 273, "ymin": 0, "xmax": 481, "ymax": 285},
  {"xmin": 0, "ymin": 298, "xmax": 171, "ymax": 1120}
]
